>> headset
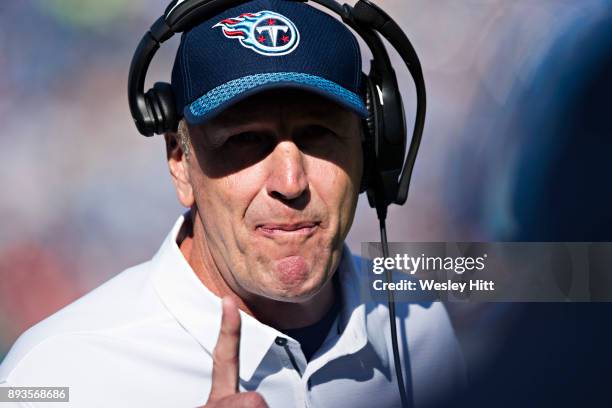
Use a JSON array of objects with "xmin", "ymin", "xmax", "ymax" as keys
[{"xmin": 128, "ymin": 1, "xmax": 425, "ymax": 407}]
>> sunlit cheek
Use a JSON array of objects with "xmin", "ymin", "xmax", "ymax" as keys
[
  {"xmin": 220, "ymin": 171, "xmax": 268, "ymax": 245},
  {"xmin": 324, "ymin": 160, "xmax": 360, "ymax": 241},
  {"xmin": 309, "ymin": 160, "xmax": 353, "ymax": 237}
]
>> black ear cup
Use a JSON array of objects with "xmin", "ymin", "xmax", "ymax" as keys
[
  {"xmin": 364, "ymin": 60, "xmax": 408, "ymax": 208},
  {"xmin": 360, "ymin": 76, "xmax": 380, "ymax": 193},
  {"xmin": 364, "ymin": 77, "xmax": 378, "ymax": 141},
  {"xmin": 144, "ymin": 82, "xmax": 178, "ymax": 135}
]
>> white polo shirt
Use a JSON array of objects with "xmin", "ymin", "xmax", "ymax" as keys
[{"xmin": 0, "ymin": 215, "xmax": 465, "ymax": 407}]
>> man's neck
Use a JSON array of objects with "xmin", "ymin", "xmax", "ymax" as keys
[{"xmin": 178, "ymin": 212, "xmax": 336, "ymax": 330}]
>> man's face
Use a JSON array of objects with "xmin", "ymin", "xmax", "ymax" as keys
[{"xmin": 184, "ymin": 89, "xmax": 363, "ymax": 303}]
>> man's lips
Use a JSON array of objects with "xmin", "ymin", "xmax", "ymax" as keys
[{"xmin": 256, "ymin": 222, "xmax": 319, "ymax": 236}]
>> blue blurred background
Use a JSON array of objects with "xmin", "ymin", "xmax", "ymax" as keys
[{"xmin": 1, "ymin": 0, "xmax": 611, "ymax": 406}]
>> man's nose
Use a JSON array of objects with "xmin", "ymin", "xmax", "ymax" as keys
[{"xmin": 266, "ymin": 141, "xmax": 308, "ymax": 201}]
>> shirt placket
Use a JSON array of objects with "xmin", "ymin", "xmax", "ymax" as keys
[{"xmin": 274, "ymin": 336, "xmax": 309, "ymax": 407}]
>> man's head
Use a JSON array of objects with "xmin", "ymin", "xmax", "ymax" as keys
[
  {"xmin": 165, "ymin": 0, "xmax": 368, "ymax": 306},
  {"xmin": 167, "ymin": 89, "xmax": 362, "ymax": 304}
]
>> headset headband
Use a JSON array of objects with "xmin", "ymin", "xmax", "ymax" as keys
[{"xmin": 127, "ymin": 0, "xmax": 425, "ymax": 206}]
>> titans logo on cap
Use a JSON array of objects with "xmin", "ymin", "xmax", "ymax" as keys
[{"xmin": 213, "ymin": 11, "xmax": 300, "ymax": 56}]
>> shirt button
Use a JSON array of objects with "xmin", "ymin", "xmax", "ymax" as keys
[{"xmin": 275, "ymin": 337, "xmax": 288, "ymax": 346}]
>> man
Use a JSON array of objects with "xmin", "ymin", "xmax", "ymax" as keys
[{"xmin": 0, "ymin": 1, "xmax": 465, "ymax": 407}]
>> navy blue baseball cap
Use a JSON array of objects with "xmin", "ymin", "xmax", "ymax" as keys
[{"xmin": 171, "ymin": 0, "xmax": 368, "ymax": 125}]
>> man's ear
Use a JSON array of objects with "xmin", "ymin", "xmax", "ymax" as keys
[{"xmin": 165, "ymin": 132, "xmax": 194, "ymax": 208}]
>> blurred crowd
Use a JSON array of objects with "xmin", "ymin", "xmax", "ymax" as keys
[{"xmin": 1, "ymin": 1, "xmax": 611, "ymax": 403}]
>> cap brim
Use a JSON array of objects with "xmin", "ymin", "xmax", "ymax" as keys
[{"xmin": 183, "ymin": 72, "xmax": 368, "ymax": 125}]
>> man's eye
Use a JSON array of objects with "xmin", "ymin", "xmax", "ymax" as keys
[
  {"xmin": 296, "ymin": 125, "xmax": 338, "ymax": 147},
  {"xmin": 299, "ymin": 125, "xmax": 332, "ymax": 139},
  {"xmin": 228, "ymin": 132, "xmax": 263, "ymax": 145}
]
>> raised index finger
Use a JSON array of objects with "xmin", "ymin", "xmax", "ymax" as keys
[{"xmin": 208, "ymin": 296, "xmax": 242, "ymax": 402}]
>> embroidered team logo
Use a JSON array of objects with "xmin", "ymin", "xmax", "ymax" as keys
[{"xmin": 213, "ymin": 11, "xmax": 300, "ymax": 56}]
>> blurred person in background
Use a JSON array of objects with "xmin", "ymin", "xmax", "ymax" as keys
[{"xmin": 443, "ymin": 4, "xmax": 612, "ymax": 407}]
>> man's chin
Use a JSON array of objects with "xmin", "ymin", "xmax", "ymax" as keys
[
  {"xmin": 255, "ymin": 268, "xmax": 328, "ymax": 303},
  {"xmin": 257, "ymin": 285, "xmax": 324, "ymax": 304},
  {"xmin": 271, "ymin": 254, "xmax": 311, "ymax": 285},
  {"xmin": 245, "ymin": 247, "xmax": 337, "ymax": 301}
]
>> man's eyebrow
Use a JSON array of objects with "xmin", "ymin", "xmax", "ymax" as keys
[{"xmin": 196, "ymin": 123, "xmax": 270, "ymax": 149}]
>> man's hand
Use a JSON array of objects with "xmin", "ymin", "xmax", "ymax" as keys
[{"xmin": 200, "ymin": 297, "xmax": 268, "ymax": 408}]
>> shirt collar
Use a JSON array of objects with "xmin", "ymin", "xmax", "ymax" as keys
[
  {"xmin": 304, "ymin": 243, "xmax": 369, "ymax": 375},
  {"xmin": 150, "ymin": 214, "xmax": 368, "ymax": 381}
]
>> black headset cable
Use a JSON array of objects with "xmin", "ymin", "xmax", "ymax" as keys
[{"xmin": 377, "ymin": 204, "xmax": 410, "ymax": 408}]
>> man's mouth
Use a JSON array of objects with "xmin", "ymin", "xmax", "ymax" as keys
[{"xmin": 256, "ymin": 222, "xmax": 319, "ymax": 236}]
